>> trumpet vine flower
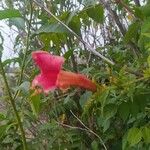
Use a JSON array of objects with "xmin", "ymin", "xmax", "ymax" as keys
[{"xmin": 31, "ymin": 50, "xmax": 96, "ymax": 94}]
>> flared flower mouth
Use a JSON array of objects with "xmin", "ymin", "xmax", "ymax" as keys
[
  {"xmin": 31, "ymin": 50, "xmax": 97, "ymax": 94},
  {"xmin": 31, "ymin": 50, "xmax": 64, "ymax": 93}
]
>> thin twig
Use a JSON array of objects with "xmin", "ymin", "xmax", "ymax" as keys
[
  {"xmin": 33, "ymin": 0, "xmax": 114, "ymax": 65},
  {"xmin": 70, "ymin": 110, "xmax": 107, "ymax": 150},
  {"xmin": 57, "ymin": 121, "xmax": 89, "ymax": 132},
  {"xmin": 57, "ymin": 121, "xmax": 108, "ymax": 148}
]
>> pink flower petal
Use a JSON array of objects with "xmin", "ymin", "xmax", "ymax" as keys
[
  {"xmin": 32, "ymin": 72, "xmax": 58, "ymax": 93},
  {"xmin": 32, "ymin": 51, "xmax": 64, "ymax": 93},
  {"xmin": 32, "ymin": 51, "xmax": 64, "ymax": 74}
]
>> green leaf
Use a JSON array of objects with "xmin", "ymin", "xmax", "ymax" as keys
[
  {"xmin": 63, "ymin": 95, "xmax": 78, "ymax": 111},
  {"xmin": 0, "ymin": 123, "xmax": 14, "ymax": 139},
  {"xmin": 118, "ymin": 102, "xmax": 130, "ymax": 121},
  {"xmin": 83, "ymin": 0, "xmax": 97, "ymax": 6},
  {"xmin": 66, "ymin": 11, "xmax": 77, "ymax": 25},
  {"xmin": 122, "ymin": 132, "xmax": 128, "ymax": 150},
  {"xmin": 86, "ymin": 4, "xmax": 104, "ymax": 23},
  {"xmin": 30, "ymin": 94, "xmax": 41, "ymax": 117},
  {"xmin": 2, "ymin": 57, "xmax": 19, "ymax": 66},
  {"xmin": 35, "ymin": 23, "xmax": 69, "ymax": 35},
  {"xmin": 127, "ymin": 127, "xmax": 142, "ymax": 146},
  {"xmin": 129, "ymin": 100, "xmax": 139, "ymax": 117},
  {"xmin": 135, "ymin": 94, "xmax": 148, "ymax": 112},
  {"xmin": 79, "ymin": 10, "xmax": 91, "ymax": 26},
  {"xmin": 0, "ymin": 9, "xmax": 21, "ymax": 20},
  {"xmin": 38, "ymin": 33, "xmax": 64, "ymax": 50},
  {"xmin": 138, "ymin": 17, "xmax": 150, "ymax": 49},
  {"xmin": 0, "ymin": 125, "xmax": 8, "ymax": 139},
  {"xmin": 141, "ymin": 17, "xmax": 150, "ymax": 33},
  {"xmin": 142, "ymin": 126, "xmax": 150, "ymax": 144},
  {"xmin": 9, "ymin": 18, "xmax": 25, "ymax": 30},
  {"xmin": 19, "ymin": 81, "xmax": 30, "ymax": 95},
  {"xmin": 142, "ymin": 33, "xmax": 150, "ymax": 38},
  {"xmin": 140, "ymin": 4, "xmax": 150, "ymax": 17},
  {"xmin": 68, "ymin": 15, "xmax": 81, "ymax": 36},
  {"xmin": 91, "ymin": 140, "xmax": 98, "ymax": 150},
  {"xmin": 63, "ymin": 49, "xmax": 73, "ymax": 60},
  {"xmin": 124, "ymin": 21, "xmax": 140, "ymax": 43},
  {"xmin": 0, "ymin": 113, "xmax": 6, "ymax": 121},
  {"xmin": 79, "ymin": 91, "xmax": 92, "ymax": 108},
  {"xmin": 103, "ymin": 104, "xmax": 117, "ymax": 120},
  {"xmin": 103, "ymin": 119, "xmax": 110, "ymax": 132},
  {"xmin": 133, "ymin": 7, "xmax": 144, "ymax": 20},
  {"xmin": 98, "ymin": 89, "xmax": 109, "ymax": 107}
]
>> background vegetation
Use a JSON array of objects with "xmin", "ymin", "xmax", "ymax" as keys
[{"xmin": 0, "ymin": 0, "xmax": 149, "ymax": 149}]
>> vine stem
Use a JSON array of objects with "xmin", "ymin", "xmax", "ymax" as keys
[
  {"xmin": 0, "ymin": 59, "xmax": 28, "ymax": 150},
  {"xmin": 70, "ymin": 110, "xmax": 108, "ymax": 150},
  {"xmin": 13, "ymin": 0, "xmax": 33, "ymax": 100},
  {"xmin": 33, "ymin": 0, "xmax": 114, "ymax": 65}
]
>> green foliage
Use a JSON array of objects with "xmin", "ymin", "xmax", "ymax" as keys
[
  {"xmin": 127, "ymin": 127, "xmax": 142, "ymax": 146},
  {"xmin": 142, "ymin": 126, "xmax": 150, "ymax": 144},
  {"xmin": 141, "ymin": 3, "xmax": 150, "ymax": 17},
  {"xmin": 86, "ymin": 4, "xmax": 104, "ymax": 23},
  {"xmin": 118, "ymin": 102, "xmax": 130, "ymax": 121},
  {"xmin": 35, "ymin": 23, "xmax": 69, "ymax": 34},
  {"xmin": 0, "ymin": 0, "xmax": 150, "ymax": 150},
  {"xmin": 30, "ymin": 94, "xmax": 41, "ymax": 117},
  {"xmin": 124, "ymin": 21, "xmax": 141, "ymax": 43},
  {"xmin": 0, "ymin": 9, "xmax": 21, "ymax": 20}
]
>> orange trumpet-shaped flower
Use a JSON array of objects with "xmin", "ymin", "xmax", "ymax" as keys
[
  {"xmin": 57, "ymin": 70, "xmax": 96, "ymax": 92},
  {"xmin": 31, "ymin": 50, "xmax": 97, "ymax": 94}
]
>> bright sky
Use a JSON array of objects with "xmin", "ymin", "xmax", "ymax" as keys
[{"xmin": 0, "ymin": 20, "xmax": 17, "ymax": 60}]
